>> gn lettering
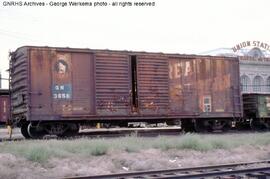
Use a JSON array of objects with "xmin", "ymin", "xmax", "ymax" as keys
[{"xmin": 52, "ymin": 84, "xmax": 72, "ymax": 100}]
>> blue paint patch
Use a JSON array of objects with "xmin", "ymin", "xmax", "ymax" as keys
[{"xmin": 52, "ymin": 84, "xmax": 72, "ymax": 100}]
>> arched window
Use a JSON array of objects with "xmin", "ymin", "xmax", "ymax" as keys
[
  {"xmin": 253, "ymin": 76, "xmax": 263, "ymax": 92},
  {"xmin": 240, "ymin": 75, "xmax": 251, "ymax": 92},
  {"xmin": 267, "ymin": 77, "xmax": 270, "ymax": 92}
]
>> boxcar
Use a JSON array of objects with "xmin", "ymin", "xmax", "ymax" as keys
[
  {"xmin": 10, "ymin": 46, "xmax": 242, "ymax": 138},
  {"xmin": 0, "ymin": 89, "xmax": 10, "ymax": 125},
  {"xmin": 242, "ymin": 93, "xmax": 270, "ymax": 129}
]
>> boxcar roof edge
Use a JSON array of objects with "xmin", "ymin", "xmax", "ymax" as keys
[{"xmin": 12, "ymin": 45, "xmax": 239, "ymax": 61}]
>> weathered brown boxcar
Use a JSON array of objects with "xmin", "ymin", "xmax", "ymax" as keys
[
  {"xmin": 10, "ymin": 46, "xmax": 242, "ymax": 138},
  {"xmin": 0, "ymin": 89, "xmax": 10, "ymax": 125}
]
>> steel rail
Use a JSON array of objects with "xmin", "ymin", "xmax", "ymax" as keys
[{"xmin": 64, "ymin": 160, "xmax": 270, "ymax": 179}]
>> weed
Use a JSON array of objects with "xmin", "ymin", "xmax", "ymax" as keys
[{"xmin": 1, "ymin": 132, "xmax": 270, "ymax": 163}]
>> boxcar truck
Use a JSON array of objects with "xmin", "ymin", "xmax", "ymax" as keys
[{"xmin": 10, "ymin": 46, "xmax": 242, "ymax": 138}]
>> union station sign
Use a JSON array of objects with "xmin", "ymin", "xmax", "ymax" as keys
[
  {"xmin": 232, "ymin": 41, "xmax": 270, "ymax": 61},
  {"xmin": 232, "ymin": 41, "xmax": 270, "ymax": 53}
]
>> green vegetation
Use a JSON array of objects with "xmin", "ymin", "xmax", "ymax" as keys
[{"xmin": 0, "ymin": 132, "xmax": 270, "ymax": 163}]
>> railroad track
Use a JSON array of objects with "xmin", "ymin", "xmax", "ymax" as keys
[{"xmin": 65, "ymin": 160, "xmax": 270, "ymax": 179}]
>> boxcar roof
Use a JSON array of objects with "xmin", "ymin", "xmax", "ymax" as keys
[{"xmin": 13, "ymin": 45, "xmax": 238, "ymax": 60}]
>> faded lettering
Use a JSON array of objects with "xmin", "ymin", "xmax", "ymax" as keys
[{"xmin": 169, "ymin": 62, "xmax": 182, "ymax": 79}]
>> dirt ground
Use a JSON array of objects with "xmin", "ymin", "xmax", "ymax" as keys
[
  {"xmin": 0, "ymin": 128, "xmax": 270, "ymax": 179},
  {"xmin": 0, "ymin": 144, "xmax": 269, "ymax": 179}
]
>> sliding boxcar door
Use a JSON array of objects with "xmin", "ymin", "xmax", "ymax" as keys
[
  {"xmin": 95, "ymin": 53, "xmax": 131, "ymax": 116},
  {"xmin": 137, "ymin": 55, "xmax": 169, "ymax": 115}
]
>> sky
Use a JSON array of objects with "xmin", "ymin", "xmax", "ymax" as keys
[{"xmin": 0, "ymin": 0, "xmax": 270, "ymax": 88}]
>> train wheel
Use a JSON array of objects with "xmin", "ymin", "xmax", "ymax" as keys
[
  {"xmin": 195, "ymin": 119, "xmax": 230, "ymax": 133},
  {"xmin": 21, "ymin": 122, "xmax": 31, "ymax": 139},
  {"xmin": 250, "ymin": 119, "xmax": 268, "ymax": 131},
  {"xmin": 236, "ymin": 121, "xmax": 251, "ymax": 130},
  {"xmin": 27, "ymin": 123, "xmax": 46, "ymax": 139},
  {"xmin": 57, "ymin": 123, "xmax": 79, "ymax": 138},
  {"xmin": 222, "ymin": 123, "xmax": 231, "ymax": 132},
  {"xmin": 181, "ymin": 120, "xmax": 195, "ymax": 133},
  {"xmin": 194, "ymin": 119, "xmax": 208, "ymax": 133}
]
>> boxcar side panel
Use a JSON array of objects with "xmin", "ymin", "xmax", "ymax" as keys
[
  {"xmin": 168, "ymin": 58, "xmax": 182, "ymax": 114},
  {"xmin": 196, "ymin": 58, "xmax": 213, "ymax": 115},
  {"xmin": 168, "ymin": 57, "xmax": 198, "ymax": 115},
  {"xmin": 51, "ymin": 52, "xmax": 96, "ymax": 116},
  {"xmin": 228, "ymin": 59, "xmax": 242, "ymax": 117},
  {"xmin": 51, "ymin": 52, "xmax": 72, "ymax": 115},
  {"xmin": 211, "ymin": 59, "xmax": 227, "ymax": 113},
  {"xmin": 196, "ymin": 57, "xmax": 241, "ymax": 118},
  {"xmin": 29, "ymin": 49, "xmax": 53, "ymax": 119},
  {"xmin": 71, "ymin": 53, "xmax": 95, "ymax": 115}
]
